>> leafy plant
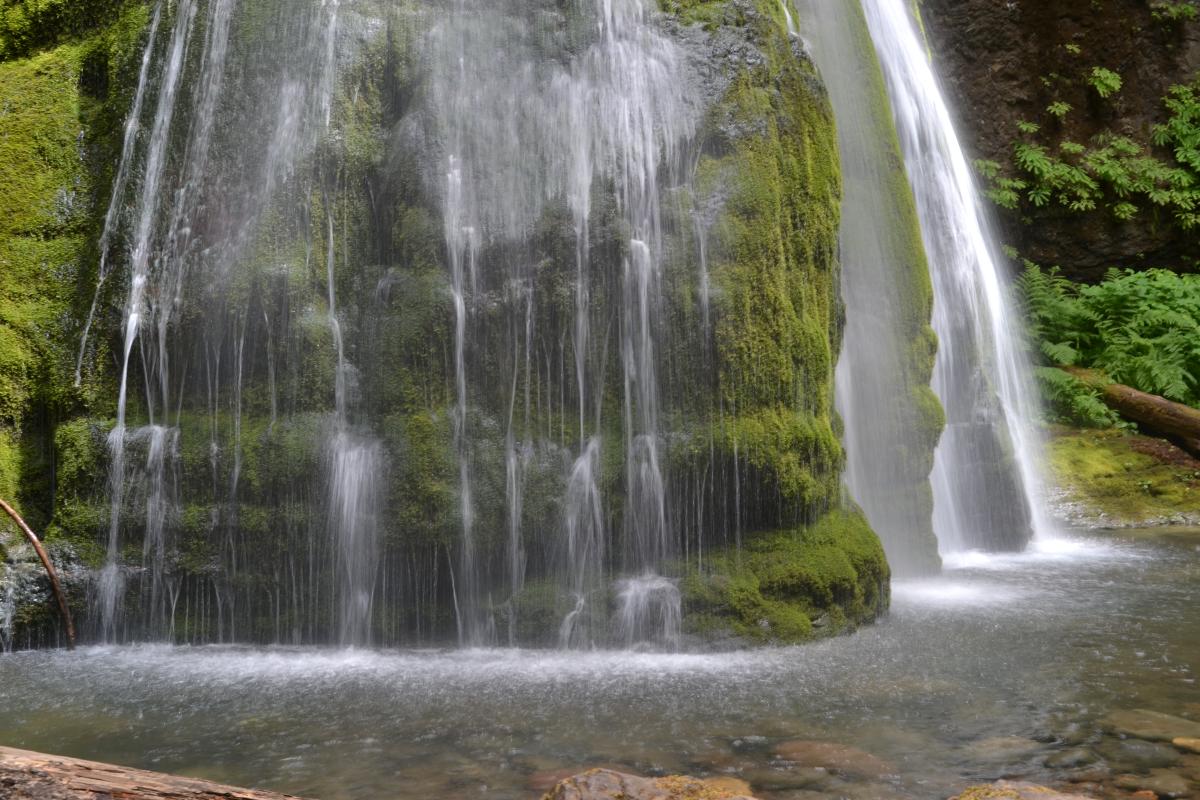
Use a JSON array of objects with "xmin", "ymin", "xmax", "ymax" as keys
[
  {"xmin": 1034, "ymin": 367, "xmax": 1121, "ymax": 428},
  {"xmin": 1088, "ymin": 67, "xmax": 1123, "ymax": 99},
  {"xmin": 1150, "ymin": 0, "xmax": 1198, "ymax": 22},
  {"xmin": 1019, "ymin": 264, "xmax": 1200, "ymax": 408},
  {"xmin": 1047, "ymin": 101, "xmax": 1073, "ymax": 119},
  {"xmin": 979, "ymin": 79, "xmax": 1200, "ymax": 229}
]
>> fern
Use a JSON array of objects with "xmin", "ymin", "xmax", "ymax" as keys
[
  {"xmin": 1089, "ymin": 67, "xmax": 1123, "ymax": 99},
  {"xmin": 1021, "ymin": 264, "xmax": 1200, "ymax": 408},
  {"xmin": 1034, "ymin": 367, "xmax": 1121, "ymax": 428},
  {"xmin": 1047, "ymin": 101, "xmax": 1072, "ymax": 119},
  {"xmin": 980, "ymin": 78, "xmax": 1200, "ymax": 230}
]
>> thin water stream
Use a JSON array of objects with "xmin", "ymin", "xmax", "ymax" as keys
[{"xmin": 2, "ymin": 530, "xmax": 1196, "ymax": 799}]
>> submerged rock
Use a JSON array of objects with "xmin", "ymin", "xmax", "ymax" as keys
[
  {"xmin": 1043, "ymin": 747, "xmax": 1097, "ymax": 769},
  {"xmin": 542, "ymin": 769, "xmax": 758, "ymax": 800},
  {"xmin": 1102, "ymin": 710, "xmax": 1200, "ymax": 743},
  {"xmin": 1114, "ymin": 769, "xmax": 1193, "ymax": 798},
  {"xmin": 950, "ymin": 781, "xmax": 1096, "ymax": 800},
  {"xmin": 1098, "ymin": 737, "xmax": 1181, "ymax": 770},
  {"xmin": 964, "ymin": 736, "xmax": 1043, "ymax": 763},
  {"xmin": 1174, "ymin": 737, "xmax": 1200, "ymax": 755},
  {"xmin": 771, "ymin": 741, "xmax": 894, "ymax": 779}
]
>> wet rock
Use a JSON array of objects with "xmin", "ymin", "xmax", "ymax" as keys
[
  {"xmin": 1177, "ymin": 754, "xmax": 1200, "ymax": 781},
  {"xmin": 1114, "ymin": 769, "xmax": 1193, "ymax": 798},
  {"xmin": 702, "ymin": 776, "xmax": 754, "ymax": 796},
  {"xmin": 529, "ymin": 764, "xmax": 632, "ymax": 792},
  {"xmin": 1099, "ymin": 738, "xmax": 1181, "ymax": 770},
  {"xmin": 964, "ymin": 736, "xmax": 1043, "ymax": 763},
  {"xmin": 1173, "ymin": 737, "xmax": 1200, "ymax": 755},
  {"xmin": 543, "ymin": 768, "xmax": 759, "ymax": 800},
  {"xmin": 771, "ymin": 741, "xmax": 895, "ymax": 779},
  {"xmin": 950, "ymin": 781, "xmax": 1096, "ymax": 799},
  {"xmin": 1102, "ymin": 710, "xmax": 1200, "ymax": 743},
  {"xmin": 530, "ymin": 768, "xmax": 593, "ymax": 793},
  {"xmin": 1043, "ymin": 747, "xmax": 1098, "ymax": 769},
  {"xmin": 739, "ymin": 766, "xmax": 829, "ymax": 792}
]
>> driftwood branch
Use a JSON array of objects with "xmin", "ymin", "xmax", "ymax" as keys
[
  {"xmin": 0, "ymin": 746, "xmax": 310, "ymax": 799},
  {"xmin": 0, "ymin": 498, "xmax": 75, "ymax": 649},
  {"xmin": 1065, "ymin": 367, "xmax": 1200, "ymax": 457}
]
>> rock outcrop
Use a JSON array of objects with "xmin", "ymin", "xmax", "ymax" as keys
[{"xmin": 921, "ymin": 0, "xmax": 1200, "ymax": 280}]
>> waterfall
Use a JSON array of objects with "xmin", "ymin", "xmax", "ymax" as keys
[
  {"xmin": 861, "ymin": 0, "xmax": 1051, "ymax": 553},
  {"xmin": 99, "ymin": 0, "xmax": 200, "ymax": 640},
  {"xmin": 74, "ymin": 0, "xmax": 165, "ymax": 388},
  {"xmin": 798, "ymin": 0, "xmax": 943, "ymax": 576},
  {"xmin": 429, "ymin": 0, "xmax": 694, "ymax": 647},
  {"xmin": 90, "ymin": 0, "xmax": 364, "ymax": 643},
  {"xmin": 57, "ymin": 0, "xmax": 880, "ymax": 650}
]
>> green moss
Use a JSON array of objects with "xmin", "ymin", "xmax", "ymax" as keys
[
  {"xmin": 681, "ymin": 508, "xmax": 889, "ymax": 644},
  {"xmin": 0, "ymin": 0, "xmax": 127, "ymax": 60},
  {"xmin": 1046, "ymin": 426, "xmax": 1200, "ymax": 525},
  {"xmin": 679, "ymin": 1, "xmax": 848, "ymax": 526},
  {"xmin": 382, "ymin": 409, "xmax": 458, "ymax": 546},
  {"xmin": 658, "ymin": 0, "xmax": 740, "ymax": 30}
]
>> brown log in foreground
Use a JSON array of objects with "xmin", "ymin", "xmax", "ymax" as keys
[
  {"xmin": 0, "ymin": 498, "xmax": 75, "ymax": 649},
  {"xmin": 0, "ymin": 746, "xmax": 311, "ymax": 800},
  {"xmin": 1065, "ymin": 367, "xmax": 1200, "ymax": 457}
]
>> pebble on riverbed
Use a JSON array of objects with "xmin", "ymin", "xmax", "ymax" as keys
[
  {"xmin": 950, "ymin": 780, "xmax": 1097, "ymax": 799},
  {"xmin": 542, "ymin": 769, "xmax": 759, "ymax": 800},
  {"xmin": 1114, "ymin": 768, "xmax": 1194, "ymax": 798}
]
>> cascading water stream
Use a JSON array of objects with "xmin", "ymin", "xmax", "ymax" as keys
[
  {"xmin": 861, "ymin": 0, "xmax": 1051, "ymax": 553},
  {"xmin": 74, "ymin": 0, "xmax": 165, "ymax": 388},
  {"xmin": 99, "ymin": 0, "xmax": 200, "ymax": 640},
  {"xmin": 799, "ymin": 0, "xmax": 943, "ymax": 576},
  {"xmin": 93, "ymin": 0, "xmax": 367, "ymax": 643},
  {"xmin": 430, "ymin": 0, "xmax": 694, "ymax": 647}
]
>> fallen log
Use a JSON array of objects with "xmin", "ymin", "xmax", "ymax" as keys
[
  {"xmin": 1064, "ymin": 367, "xmax": 1200, "ymax": 458},
  {"xmin": 0, "ymin": 498, "xmax": 75, "ymax": 649},
  {"xmin": 0, "ymin": 746, "xmax": 310, "ymax": 800}
]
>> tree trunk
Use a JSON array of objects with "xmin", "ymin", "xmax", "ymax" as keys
[
  {"xmin": 0, "ymin": 746, "xmax": 310, "ymax": 799},
  {"xmin": 0, "ymin": 498, "xmax": 76, "ymax": 649},
  {"xmin": 1065, "ymin": 367, "xmax": 1200, "ymax": 457}
]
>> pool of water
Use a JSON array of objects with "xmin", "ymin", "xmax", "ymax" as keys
[{"xmin": 1, "ymin": 529, "xmax": 1197, "ymax": 799}]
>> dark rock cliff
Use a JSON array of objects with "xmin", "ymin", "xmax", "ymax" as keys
[{"xmin": 921, "ymin": 0, "xmax": 1200, "ymax": 281}]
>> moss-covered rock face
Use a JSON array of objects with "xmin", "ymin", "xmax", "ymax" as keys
[
  {"xmin": 1045, "ymin": 426, "xmax": 1200, "ymax": 528},
  {"xmin": 0, "ymin": 1, "xmax": 148, "ymax": 647},
  {"xmin": 680, "ymin": 508, "xmax": 889, "ymax": 645},
  {"xmin": 2, "ymin": 0, "xmax": 897, "ymax": 647}
]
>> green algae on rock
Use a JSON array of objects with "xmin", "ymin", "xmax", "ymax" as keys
[{"xmin": 680, "ymin": 508, "xmax": 889, "ymax": 645}]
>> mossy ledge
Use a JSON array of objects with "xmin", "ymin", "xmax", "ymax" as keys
[
  {"xmin": 1046, "ymin": 426, "xmax": 1200, "ymax": 528},
  {"xmin": 680, "ymin": 508, "xmax": 889, "ymax": 645}
]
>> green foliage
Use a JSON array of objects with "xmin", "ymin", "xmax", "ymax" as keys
[
  {"xmin": 1047, "ymin": 101, "xmax": 1073, "ymax": 120},
  {"xmin": 980, "ymin": 78, "xmax": 1200, "ymax": 228},
  {"xmin": 1020, "ymin": 263, "xmax": 1200, "ymax": 407},
  {"xmin": 1088, "ymin": 66, "xmax": 1123, "ymax": 99},
  {"xmin": 1150, "ymin": 0, "xmax": 1198, "ymax": 22},
  {"xmin": 1033, "ymin": 366, "xmax": 1121, "ymax": 427},
  {"xmin": 0, "ymin": 0, "xmax": 125, "ymax": 59}
]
